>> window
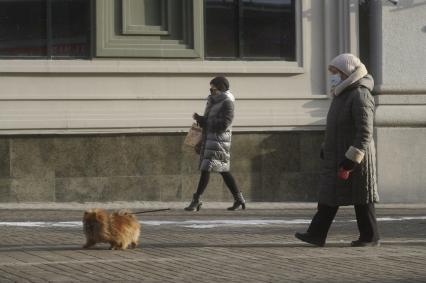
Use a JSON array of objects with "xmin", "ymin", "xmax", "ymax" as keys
[
  {"xmin": 1, "ymin": 0, "xmax": 296, "ymax": 61},
  {"xmin": 0, "ymin": 0, "xmax": 92, "ymax": 59},
  {"xmin": 205, "ymin": 0, "xmax": 296, "ymax": 60}
]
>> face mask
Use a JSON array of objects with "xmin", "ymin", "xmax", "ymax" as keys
[{"xmin": 329, "ymin": 74, "xmax": 342, "ymax": 88}]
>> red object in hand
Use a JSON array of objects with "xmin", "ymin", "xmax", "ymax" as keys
[{"xmin": 338, "ymin": 168, "xmax": 350, "ymax": 180}]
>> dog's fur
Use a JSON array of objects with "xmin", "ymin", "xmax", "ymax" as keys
[{"xmin": 82, "ymin": 208, "xmax": 140, "ymax": 250}]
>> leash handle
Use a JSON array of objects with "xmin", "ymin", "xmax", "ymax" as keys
[{"xmin": 132, "ymin": 208, "xmax": 170, "ymax": 215}]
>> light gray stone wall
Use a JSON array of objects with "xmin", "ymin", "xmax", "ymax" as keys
[
  {"xmin": 369, "ymin": 0, "xmax": 426, "ymax": 203},
  {"xmin": 375, "ymin": 128, "xmax": 426, "ymax": 203},
  {"xmin": 0, "ymin": 132, "xmax": 324, "ymax": 203}
]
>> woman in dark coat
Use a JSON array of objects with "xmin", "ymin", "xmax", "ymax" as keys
[
  {"xmin": 184, "ymin": 76, "xmax": 246, "ymax": 211},
  {"xmin": 295, "ymin": 53, "xmax": 380, "ymax": 247}
]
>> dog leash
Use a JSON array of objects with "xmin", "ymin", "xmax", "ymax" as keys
[{"xmin": 131, "ymin": 208, "xmax": 171, "ymax": 215}]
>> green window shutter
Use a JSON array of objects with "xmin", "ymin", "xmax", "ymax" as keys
[{"xmin": 96, "ymin": 0, "xmax": 203, "ymax": 58}]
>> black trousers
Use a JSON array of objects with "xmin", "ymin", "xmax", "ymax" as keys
[
  {"xmin": 307, "ymin": 203, "xmax": 379, "ymax": 242},
  {"xmin": 195, "ymin": 171, "xmax": 240, "ymax": 197}
]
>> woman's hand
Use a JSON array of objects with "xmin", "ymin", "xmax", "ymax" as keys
[
  {"xmin": 193, "ymin": 113, "xmax": 206, "ymax": 127},
  {"xmin": 339, "ymin": 158, "xmax": 357, "ymax": 171},
  {"xmin": 193, "ymin": 113, "xmax": 201, "ymax": 121}
]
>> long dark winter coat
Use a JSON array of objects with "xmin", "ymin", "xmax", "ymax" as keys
[
  {"xmin": 319, "ymin": 75, "xmax": 379, "ymax": 206},
  {"xmin": 198, "ymin": 91, "xmax": 235, "ymax": 172}
]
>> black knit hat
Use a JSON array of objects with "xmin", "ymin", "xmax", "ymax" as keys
[{"xmin": 210, "ymin": 76, "xmax": 230, "ymax": 92}]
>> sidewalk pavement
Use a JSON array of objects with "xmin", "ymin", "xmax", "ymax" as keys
[
  {"xmin": 2, "ymin": 201, "xmax": 426, "ymax": 210},
  {"xmin": 0, "ymin": 203, "xmax": 425, "ymax": 282}
]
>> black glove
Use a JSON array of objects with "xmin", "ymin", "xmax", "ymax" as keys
[
  {"xmin": 193, "ymin": 112, "xmax": 201, "ymax": 121},
  {"xmin": 339, "ymin": 158, "xmax": 357, "ymax": 171},
  {"xmin": 193, "ymin": 113, "xmax": 205, "ymax": 127}
]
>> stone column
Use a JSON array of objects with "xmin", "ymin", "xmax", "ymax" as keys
[{"xmin": 369, "ymin": 0, "xmax": 426, "ymax": 202}]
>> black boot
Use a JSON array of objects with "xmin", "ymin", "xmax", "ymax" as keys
[
  {"xmin": 184, "ymin": 194, "xmax": 202, "ymax": 211},
  {"xmin": 227, "ymin": 192, "xmax": 246, "ymax": 211}
]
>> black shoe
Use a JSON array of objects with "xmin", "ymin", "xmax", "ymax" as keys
[
  {"xmin": 295, "ymin": 232, "xmax": 325, "ymax": 247},
  {"xmin": 350, "ymin": 240, "xmax": 380, "ymax": 247},
  {"xmin": 184, "ymin": 194, "xmax": 202, "ymax": 212},
  {"xmin": 227, "ymin": 200, "xmax": 246, "ymax": 211},
  {"xmin": 227, "ymin": 193, "xmax": 246, "ymax": 211}
]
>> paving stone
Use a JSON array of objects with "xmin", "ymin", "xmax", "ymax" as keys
[{"xmin": 0, "ymin": 208, "xmax": 425, "ymax": 282}]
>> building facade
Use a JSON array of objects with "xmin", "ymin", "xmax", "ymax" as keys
[{"xmin": 0, "ymin": 0, "xmax": 424, "ymax": 203}]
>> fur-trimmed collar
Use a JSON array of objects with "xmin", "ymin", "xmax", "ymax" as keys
[{"xmin": 209, "ymin": 90, "xmax": 235, "ymax": 103}]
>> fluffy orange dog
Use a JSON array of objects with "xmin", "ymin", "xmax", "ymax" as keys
[{"xmin": 83, "ymin": 208, "xmax": 140, "ymax": 250}]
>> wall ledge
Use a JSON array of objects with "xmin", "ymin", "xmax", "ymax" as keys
[
  {"xmin": 375, "ymin": 105, "xmax": 426, "ymax": 127},
  {"xmin": 0, "ymin": 59, "xmax": 305, "ymax": 75},
  {"xmin": 374, "ymin": 84, "xmax": 426, "ymax": 95}
]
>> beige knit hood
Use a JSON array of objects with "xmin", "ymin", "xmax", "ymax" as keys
[{"xmin": 329, "ymin": 53, "xmax": 368, "ymax": 96}]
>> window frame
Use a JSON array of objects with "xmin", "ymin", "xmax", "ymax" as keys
[
  {"xmin": 96, "ymin": 0, "xmax": 204, "ymax": 58},
  {"xmin": 0, "ymin": 0, "xmax": 94, "ymax": 60}
]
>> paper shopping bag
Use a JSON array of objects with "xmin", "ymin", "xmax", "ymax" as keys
[{"xmin": 184, "ymin": 123, "xmax": 202, "ymax": 147}]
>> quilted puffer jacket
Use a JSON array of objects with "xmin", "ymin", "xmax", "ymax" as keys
[{"xmin": 197, "ymin": 91, "xmax": 235, "ymax": 172}]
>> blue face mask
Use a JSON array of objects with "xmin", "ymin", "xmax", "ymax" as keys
[{"xmin": 329, "ymin": 74, "xmax": 342, "ymax": 88}]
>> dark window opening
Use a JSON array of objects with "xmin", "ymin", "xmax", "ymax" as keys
[
  {"xmin": 0, "ymin": 0, "xmax": 92, "ymax": 59},
  {"xmin": 205, "ymin": 0, "xmax": 296, "ymax": 60}
]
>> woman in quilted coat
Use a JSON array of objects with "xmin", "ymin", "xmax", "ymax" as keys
[
  {"xmin": 295, "ymin": 54, "xmax": 380, "ymax": 247},
  {"xmin": 185, "ymin": 76, "xmax": 245, "ymax": 211}
]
